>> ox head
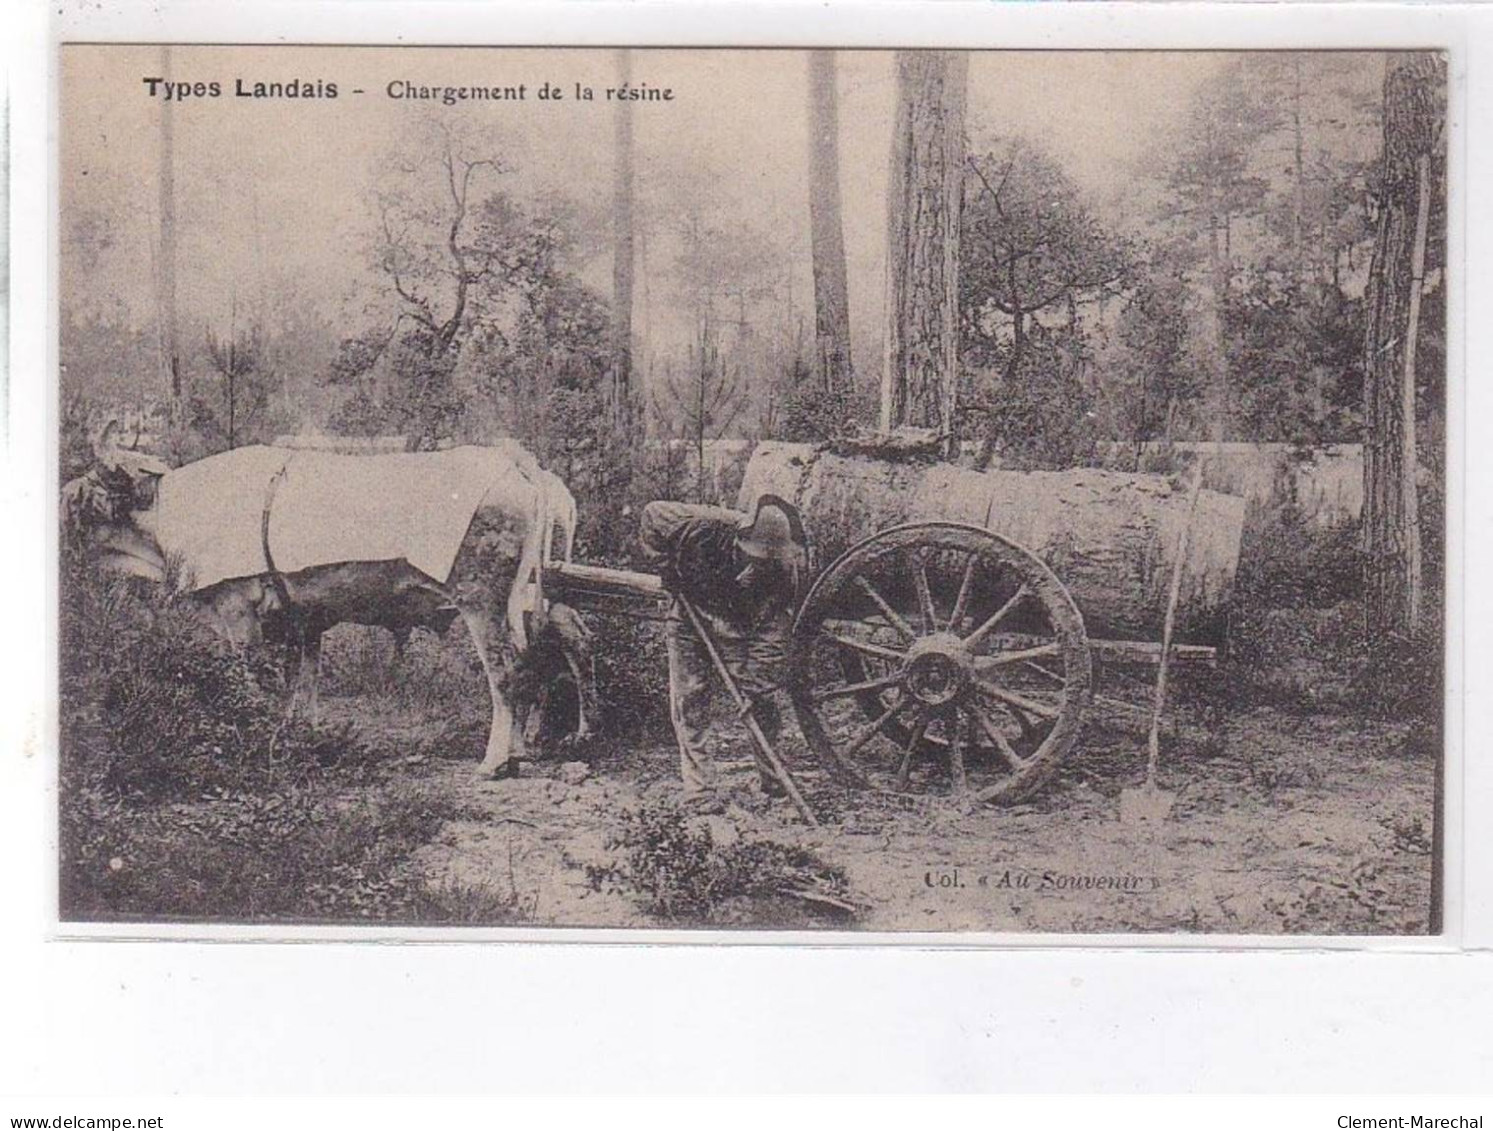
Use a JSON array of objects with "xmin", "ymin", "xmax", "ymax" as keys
[{"xmin": 62, "ymin": 418, "xmax": 174, "ymax": 581}]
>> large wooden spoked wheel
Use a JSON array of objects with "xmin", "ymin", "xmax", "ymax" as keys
[{"xmin": 788, "ymin": 523, "xmax": 1092, "ymax": 805}]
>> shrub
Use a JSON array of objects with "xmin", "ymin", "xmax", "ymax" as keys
[
  {"xmin": 61, "ymin": 554, "xmax": 375, "ymax": 804},
  {"xmin": 589, "ymin": 799, "xmax": 856, "ymax": 925},
  {"xmin": 58, "ymin": 779, "xmax": 518, "ymax": 923},
  {"xmin": 317, "ymin": 622, "xmax": 488, "ymax": 718},
  {"xmin": 589, "ymin": 614, "xmax": 673, "ymax": 739},
  {"xmin": 1234, "ymin": 503, "xmax": 1363, "ymax": 611},
  {"xmin": 1225, "ymin": 502, "xmax": 1443, "ymax": 724},
  {"xmin": 58, "ymin": 548, "xmax": 523, "ymax": 925}
]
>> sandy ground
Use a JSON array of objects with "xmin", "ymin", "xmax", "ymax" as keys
[{"xmin": 407, "ymin": 701, "xmax": 1437, "ymax": 935}]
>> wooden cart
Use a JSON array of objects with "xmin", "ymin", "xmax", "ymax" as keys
[{"xmin": 546, "ymin": 511, "xmax": 1226, "ymax": 807}]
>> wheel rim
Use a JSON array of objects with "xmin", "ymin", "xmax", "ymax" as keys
[{"xmin": 789, "ymin": 522, "xmax": 1092, "ymax": 804}]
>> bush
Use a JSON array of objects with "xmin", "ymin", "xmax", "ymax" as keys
[
  {"xmin": 588, "ymin": 800, "xmax": 856, "ymax": 925},
  {"xmin": 590, "ymin": 613, "xmax": 673, "ymax": 739},
  {"xmin": 777, "ymin": 381, "xmax": 876, "ymax": 444},
  {"xmin": 58, "ymin": 779, "xmax": 518, "ymax": 923},
  {"xmin": 318, "ymin": 622, "xmax": 488, "ymax": 717},
  {"xmin": 1235, "ymin": 503, "xmax": 1363, "ymax": 611},
  {"xmin": 58, "ymin": 549, "xmax": 522, "ymax": 925},
  {"xmin": 61, "ymin": 554, "xmax": 375, "ymax": 804},
  {"xmin": 1225, "ymin": 504, "xmax": 1443, "ymax": 724}
]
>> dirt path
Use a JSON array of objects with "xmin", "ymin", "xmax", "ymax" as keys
[{"xmin": 410, "ymin": 705, "xmax": 1434, "ymax": 934}]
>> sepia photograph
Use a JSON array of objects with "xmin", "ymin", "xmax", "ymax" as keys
[{"xmin": 56, "ymin": 44, "xmax": 1448, "ymax": 935}]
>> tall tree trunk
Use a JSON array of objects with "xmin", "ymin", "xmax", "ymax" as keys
[
  {"xmin": 881, "ymin": 50, "xmax": 968, "ymax": 457},
  {"xmin": 610, "ymin": 48, "xmax": 637, "ymax": 436},
  {"xmin": 1363, "ymin": 51, "xmax": 1439, "ymax": 637},
  {"xmin": 807, "ymin": 50, "xmax": 853, "ymax": 394},
  {"xmin": 1292, "ymin": 55, "xmax": 1307, "ymax": 280},
  {"xmin": 157, "ymin": 45, "xmax": 182, "ymax": 423},
  {"xmin": 1201, "ymin": 204, "xmax": 1230, "ymax": 442}
]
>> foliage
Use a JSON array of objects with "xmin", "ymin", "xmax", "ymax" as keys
[
  {"xmin": 963, "ymin": 140, "xmax": 1132, "ymax": 344},
  {"xmin": 473, "ymin": 269, "xmax": 612, "ymax": 462},
  {"xmin": 326, "ymin": 321, "xmax": 466, "ymax": 447},
  {"xmin": 1223, "ymin": 268, "xmax": 1365, "ymax": 444},
  {"xmin": 652, "ymin": 320, "xmax": 747, "ymax": 501},
  {"xmin": 963, "ymin": 322, "xmax": 1099, "ymax": 470},
  {"xmin": 959, "ymin": 139, "xmax": 1130, "ymax": 466},
  {"xmin": 1161, "ymin": 63, "xmax": 1278, "ymax": 262},
  {"xmin": 1225, "ymin": 503, "xmax": 1442, "ymax": 724},
  {"xmin": 57, "ymin": 550, "xmax": 520, "ymax": 923},
  {"xmin": 588, "ymin": 614, "xmax": 673, "ymax": 739},
  {"xmin": 58, "ymin": 774, "xmax": 517, "ymax": 923},
  {"xmin": 60, "ymin": 553, "xmax": 375, "ymax": 805},
  {"xmin": 190, "ymin": 323, "xmax": 286, "ymax": 453},
  {"xmin": 772, "ymin": 347, "xmax": 877, "ymax": 443},
  {"xmin": 325, "ymin": 119, "xmax": 611, "ymax": 452},
  {"xmin": 318, "ymin": 623, "xmax": 488, "ymax": 716},
  {"xmin": 1103, "ymin": 272, "xmax": 1203, "ymax": 451},
  {"xmin": 588, "ymin": 800, "xmax": 856, "ymax": 925}
]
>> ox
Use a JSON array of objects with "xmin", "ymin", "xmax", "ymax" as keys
[{"xmin": 63, "ymin": 425, "xmax": 592, "ymax": 778}]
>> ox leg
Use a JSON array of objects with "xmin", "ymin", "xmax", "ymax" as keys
[
  {"xmin": 296, "ymin": 630, "xmax": 323, "ymax": 725},
  {"xmin": 462, "ymin": 608, "xmax": 526, "ymax": 778},
  {"xmin": 548, "ymin": 602, "xmax": 596, "ymax": 742},
  {"xmin": 390, "ymin": 625, "xmax": 413, "ymax": 663}
]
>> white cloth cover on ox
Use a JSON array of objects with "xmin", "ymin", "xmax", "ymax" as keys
[{"xmin": 155, "ymin": 445, "xmax": 551, "ymax": 637}]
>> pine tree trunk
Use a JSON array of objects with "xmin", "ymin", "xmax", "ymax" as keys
[
  {"xmin": 1201, "ymin": 206, "xmax": 1230, "ymax": 443},
  {"xmin": 611, "ymin": 48, "xmax": 637, "ymax": 436},
  {"xmin": 1363, "ymin": 51, "xmax": 1439, "ymax": 637},
  {"xmin": 157, "ymin": 45, "xmax": 182, "ymax": 423},
  {"xmin": 881, "ymin": 50, "xmax": 968, "ymax": 456},
  {"xmin": 1292, "ymin": 56, "xmax": 1306, "ymax": 280},
  {"xmin": 807, "ymin": 50, "xmax": 853, "ymax": 395}
]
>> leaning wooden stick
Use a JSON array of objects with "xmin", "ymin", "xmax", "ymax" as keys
[
  {"xmin": 675, "ymin": 593, "xmax": 819, "ymax": 827},
  {"xmin": 1147, "ymin": 468, "xmax": 1205, "ymax": 784}
]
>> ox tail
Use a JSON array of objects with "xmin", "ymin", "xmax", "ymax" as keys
[
  {"xmin": 533, "ymin": 470, "xmax": 577, "ymax": 567},
  {"xmin": 552, "ymin": 474, "xmax": 577, "ymax": 564},
  {"xmin": 505, "ymin": 482, "xmax": 547, "ymax": 653}
]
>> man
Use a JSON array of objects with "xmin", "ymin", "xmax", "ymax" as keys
[{"xmin": 639, "ymin": 494, "xmax": 808, "ymax": 813}]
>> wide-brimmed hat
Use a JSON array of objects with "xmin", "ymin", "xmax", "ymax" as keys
[{"xmin": 737, "ymin": 495, "xmax": 807, "ymax": 567}]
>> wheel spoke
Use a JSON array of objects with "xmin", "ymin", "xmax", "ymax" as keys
[
  {"xmin": 1023, "ymin": 660, "xmax": 1067, "ymax": 684},
  {"xmin": 896, "ymin": 713, "xmax": 930, "ymax": 788},
  {"xmin": 974, "ymin": 642, "xmax": 1062, "ymax": 669},
  {"xmin": 913, "ymin": 559, "xmax": 938, "ymax": 634},
  {"xmin": 948, "ymin": 713, "xmax": 968, "ymax": 796},
  {"xmin": 841, "ymin": 699, "xmax": 903, "ymax": 761},
  {"xmin": 963, "ymin": 584, "xmax": 1029, "ymax": 649},
  {"xmin": 810, "ymin": 671, "xmax": 904, "ymax": 703},
  {"xmin": 976, "ymin": 682, "xmax": 1061, "ymax": 721},
  {"xmin": 853, "ymin": 575, "xmax": 917, "ymax": 641},
  {"xmin": 973, "ymin": 708, "xmax": 1028, "ymax": 773},
  {"xmin": 822, "ymin": 630, "xmax": 908, "ymax": 664},
  {"xmin": 947, "ymin": 555, "xmax": 978, "ymax": 631}
]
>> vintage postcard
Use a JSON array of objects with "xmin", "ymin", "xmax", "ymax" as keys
[{"xmin": 57, "ymin": 44, "xmax": 1448, "ymax": 935}]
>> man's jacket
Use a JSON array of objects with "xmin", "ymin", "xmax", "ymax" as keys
[{"xmin": 639, "ymin": 501, "xmax": 792, "ymax": 632}]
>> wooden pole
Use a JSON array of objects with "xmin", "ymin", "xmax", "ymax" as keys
[
  {"xmin": 1146, "ymin": 467, "xmax": 1205, "ymax": 788},
  {"xmin": 676, "ymin": 593, "xmax": 819, "ymax": 826}
]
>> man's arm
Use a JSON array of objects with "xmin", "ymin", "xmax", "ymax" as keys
[{"xmin": 638, "ymin": 500, "xmax": 688, "ymax": 561}]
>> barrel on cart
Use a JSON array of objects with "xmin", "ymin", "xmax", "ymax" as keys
[{"xmin": 546, "ymin": 439, "xmax": 1247, "ymax": 807}]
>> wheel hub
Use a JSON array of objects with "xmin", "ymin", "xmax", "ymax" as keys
[{"xmin": 903, "ymin": 633, "xmax": 975, "ymax": 706}]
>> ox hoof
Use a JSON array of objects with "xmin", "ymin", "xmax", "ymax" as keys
[{"xmin": 478, "ymin": 761, "xmax": 520, "ymax": 781}]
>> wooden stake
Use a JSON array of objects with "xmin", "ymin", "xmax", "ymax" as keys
[
  {"xmin": 676, "ymin": 594, "xmax": 819, "ymax": 826},
  {"xmin": 1146, "ymin": 468, "xmax": 1205, "ymax": 788}
]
